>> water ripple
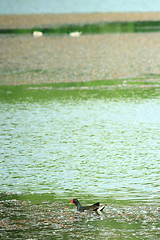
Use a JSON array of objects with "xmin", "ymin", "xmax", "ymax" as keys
[{"xmin": 1, "ymin": 98, "xmax": 160, "ymax": 202}]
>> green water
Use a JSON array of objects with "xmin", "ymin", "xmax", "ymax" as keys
[{"xmin": 0, "ymin": 80, "xmax": 160, "ymax": 239}]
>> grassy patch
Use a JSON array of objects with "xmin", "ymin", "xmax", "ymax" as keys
[
  {"xmin": 1, "ymin": 76, "xmax": 160, "ymax": 102},
  {"xmin": 1, "ymin": 21, "xmax": 160, "ymax": 35}
]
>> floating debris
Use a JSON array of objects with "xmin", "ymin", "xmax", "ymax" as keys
[{"xmin": 0, "ymin": 198, "xmax": 160, "ymax": 239}]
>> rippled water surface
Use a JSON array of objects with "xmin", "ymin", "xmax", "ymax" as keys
[
  {"xmin": 0, "ymin": 84, "xmax": 160, "ymax": 239},
  {"xmin": 1, "ymin": 88, "xmax": 160, "ymax": 201}
]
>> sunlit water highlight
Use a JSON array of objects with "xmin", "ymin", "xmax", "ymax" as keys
[{"xmin": 1, "ymin": 97, "xmax": 160, "ymax": 202}]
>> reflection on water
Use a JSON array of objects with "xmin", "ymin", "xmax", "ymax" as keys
[{"xmin": 1, "ymin": 86, "xmax": 160, "ymax": 203}]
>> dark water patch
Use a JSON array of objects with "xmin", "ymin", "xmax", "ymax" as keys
[{"xmin": 1, "ymin": 20, "xmax": 160, "ymax": 35}]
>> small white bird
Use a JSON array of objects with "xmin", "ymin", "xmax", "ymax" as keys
[
  {"xmin": 33, "ymin": 31, "xmax": 43, "ymax": 37},
  {"xmin": 68, "ymin": 31, "xmax": 82, "ymax": 37}
]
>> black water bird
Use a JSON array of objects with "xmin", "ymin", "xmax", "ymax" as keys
[{"xmin": 70, "ymin": 199, "xmax": 106, "ymax": 212}]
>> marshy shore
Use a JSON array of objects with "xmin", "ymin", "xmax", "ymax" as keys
[{"xmin": 0, "ymin": 12, "xmax": 160, "ymax": 85}]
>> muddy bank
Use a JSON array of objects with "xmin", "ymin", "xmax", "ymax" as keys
[
  {"xmin": 0, "ymin": 12, "xmax": 160, "ymax": 85},
  {"xmin": 0, "ymin": 31, "xmax": 160, "ymax": 85},
  {"xmin": 1, "ymin": 12, "xmax": 160, "ymax": 29}
]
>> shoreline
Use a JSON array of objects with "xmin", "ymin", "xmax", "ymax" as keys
[
  {"xmin": 1, "ymin": 31, "xmax": 160, "ymax": 85},
  {"xmin": 1, "ymin": 12, "xmax": 160, "ymax": 85},
  {"xmin": 1, "ymin": 12, "xmax": 160, "ymax": 29}
]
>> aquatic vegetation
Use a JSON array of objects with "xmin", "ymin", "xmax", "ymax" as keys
[
  {"xmin": 0, "ymin": 195, "xmax": 159, "ymax": 239},
  {"xmin": 1, "ymin": 21, "xmax": 160, "ymax": 35}
]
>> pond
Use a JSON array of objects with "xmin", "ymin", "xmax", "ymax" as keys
[{"xmin": 0, "ymin": 81, "xmax": 160, "ymax": 239}]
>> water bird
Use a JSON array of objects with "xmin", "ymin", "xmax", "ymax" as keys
[
  {"xmin": 70, "ymin": 199, "xmax": 106, "ymax": 213},
  {"xmin": 68, "ymin": 31, "xmax": 82, "ymax": 37},
  {"xmin": 33, "ymin": 31, "xmax": 43, "ymax": 37}
]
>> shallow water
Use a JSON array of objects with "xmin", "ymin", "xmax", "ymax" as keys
[
  {"xmin": 0, "ymin": 83, "xmax": 160, "ymax": 239},
  {"xmin": 0, "ymin": 194, "xmax": 160, "ymax": 239},
  {"xmin": 1, "ymin": 86, "xmax": 160, "ymax": 201}
]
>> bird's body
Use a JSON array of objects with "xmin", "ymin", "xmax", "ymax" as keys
[
  {"xmin": 33, "ymin": 31, "xmax": 43, "ymax": 37},
  {"xmin": 70, "ymin": 199, "xmax": 106, "ymax": 212},
  {"xmin": 68, "ymin": 31, "xmax": 82, "ymax": 37}
]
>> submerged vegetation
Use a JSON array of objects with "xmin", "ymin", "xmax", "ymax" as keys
[
  {"xmin": 0, "ymin": 193, "xmax": 160, "ymax": 239},
  {"xmin": 1, "ymin": 76, "xmax": 160, "ymax": 102}
]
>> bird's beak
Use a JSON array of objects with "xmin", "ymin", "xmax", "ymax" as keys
[{"xmin": 70, "ymin": 199, "xmax": 74, "ymax": 204}]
